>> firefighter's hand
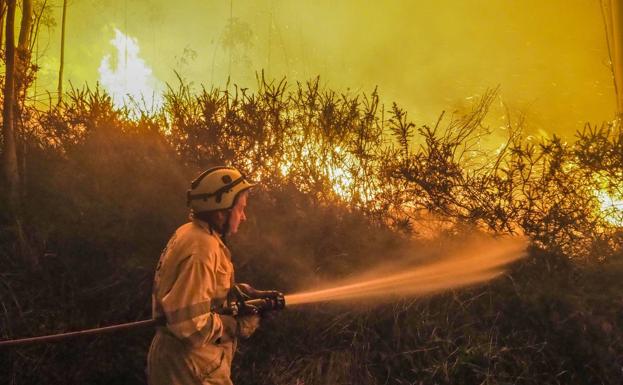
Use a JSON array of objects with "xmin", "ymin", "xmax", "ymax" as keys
[
  {"xmin": 220, "ymin": 315, "xmax": 238, "ymax": 342},
  {"xmin": 220, "ymin": 314, "xmax": 260, "ymax": 341},
  {"xmin": 237, "ymin": 315, "xmax": 260, "ymax": 339}
]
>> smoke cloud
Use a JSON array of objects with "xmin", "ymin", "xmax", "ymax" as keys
[{"xmin": 32, "ymin": 0, "xmax": 614, "ymax": 139}]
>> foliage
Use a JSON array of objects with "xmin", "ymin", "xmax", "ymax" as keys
[{"xmin": 0, "ymin": 78, "xmax": 622, "ymax": 384}]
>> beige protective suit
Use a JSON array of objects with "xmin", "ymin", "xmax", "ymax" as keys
[{"xmin": 147, "ymin": 218, "xmax": 240, "ymax": 385}]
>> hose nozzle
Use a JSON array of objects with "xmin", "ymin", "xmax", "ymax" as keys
[{"xmin": 221, "ymin": 283, "xmax": 286, "ymax": 316}]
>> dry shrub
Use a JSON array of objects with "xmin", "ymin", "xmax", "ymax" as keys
[{"xmin": 0, "ymin": 77, "xmax": 621, "ymax": 384}]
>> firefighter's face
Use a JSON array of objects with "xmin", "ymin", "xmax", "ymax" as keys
[{"xmin": 228, "ymin": 192, "xmax": 248, "ymax": 235}]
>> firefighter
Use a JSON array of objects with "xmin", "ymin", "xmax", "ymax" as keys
[{"xmin": 147, "ymin": 166, "xmax": 259, "ymax": 385}]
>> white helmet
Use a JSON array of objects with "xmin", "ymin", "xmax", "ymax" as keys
[{"xmin": 187, "ymin": 167, "xmax": 256, "ymax": 213}]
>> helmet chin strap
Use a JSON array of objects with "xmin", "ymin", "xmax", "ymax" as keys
[
  {"xmin": 221, "ymin": 210, "xmax": 232, "ymax": 245},
  {"xmin": 196, "ymin": 210, "xmax": 231, "ymax": 244}
]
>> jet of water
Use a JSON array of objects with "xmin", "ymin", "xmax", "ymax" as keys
[{"xmin": 285, "ymin": 236, "xmax": 525, "ymax": 306}]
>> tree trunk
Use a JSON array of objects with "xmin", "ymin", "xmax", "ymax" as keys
[
  {"xmin": 3, "ymin": 0, "xmax": 36, "ymax": 267},
  {"xmin": 0, "ymin": 1, "xmax": 7, "ymax": 50},
  {"xmin": 611, "ymin": 0, "xmax": 623, "ymax": 117},
  {"xmin": 602, "ymin": 0, "xmax": 623, "ymax": 118},
  {"xmin": 15, "ymin": 0, "xmax": 32, "ymax": 103},
  {"xmin": 57, "ymin": 0, "xmax": 67, "ymax": 104},
  {"xmin": 3, "ymin": 0, "xmax": 18, "ymax": 208},
  {"xmin": 13, "ymin": 0, "xmax": 32, "ymax": 199}
]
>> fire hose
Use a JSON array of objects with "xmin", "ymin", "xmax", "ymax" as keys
[{"xmin": 0, "ymin": 283, "xmax": 286, "ymax": 348}]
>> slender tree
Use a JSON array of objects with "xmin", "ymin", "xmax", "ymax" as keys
[
  {"xmin": 57, "ymin": 0, "xmax": 66, "ymax": 104},
  {"xmin": 0, "ymin": 1, "xmax": 7, "ymax": 49},
  {"xmin": 2, "ymin": 0, "xmax": 18, "ymax": 209},
  {"xmin": 14, "ymin": 0, "xmax": 32, "ymax": 102},
  {"xmin": 601, "ymin": 0, "xmax": 623, "ymax": 117},
  {"xmin": 2, "ymin": 0, "xmax": 36, "ymax": 266},
  {"xmin": 612, "ymin": 0, "xmax": 623, "ymax": 117}
]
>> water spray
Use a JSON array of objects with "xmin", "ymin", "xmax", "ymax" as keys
[{"xmin": 285, "ymin": 236, "xmax": 525, "ymax": 306}]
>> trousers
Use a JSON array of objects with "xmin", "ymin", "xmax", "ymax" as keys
[{"xmin": 147, "ymin": 328, "xmax": 236, "ymax": 385}]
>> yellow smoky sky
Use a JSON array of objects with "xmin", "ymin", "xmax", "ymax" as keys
[{"xmin": 32, "ymin": 0, "xmax": 615, "ymax": 139}]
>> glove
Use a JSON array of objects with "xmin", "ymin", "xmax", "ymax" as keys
[
  {"xmin": 235, "ymin": 283, "xmax": 281, "ymax": 301},
  {"xmin": 237, "ymin": 315, "xmax": 260, "ymax": 338},
  {"xmin": 219, "ymin": 314, "xmax": 260, "ymax": 341},
  {"xmin": 220, "ymin": 315, "xmax": 238, "ymax": 343}
]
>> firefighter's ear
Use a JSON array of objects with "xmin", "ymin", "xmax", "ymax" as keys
[{"xmin": 214, "ymin": 210, "xmax": 227, "ymax": 222}]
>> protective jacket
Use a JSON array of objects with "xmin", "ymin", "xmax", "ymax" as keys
[{"xmin": 147, "ymin": 218, "xmax": 237, "ymax": 385}]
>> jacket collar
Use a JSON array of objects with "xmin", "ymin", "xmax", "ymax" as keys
[{"xmin": 192, "ymin": 217, "xmax": 229, "ymax": 251}]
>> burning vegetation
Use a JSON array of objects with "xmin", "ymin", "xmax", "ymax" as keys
[
  {"xmin": 1, "ymin": 2, "xmax": 623, "ymax": 384},
  {"xmin": 0, "ymin": 76, "xmax": 621, "ymax": 384}
]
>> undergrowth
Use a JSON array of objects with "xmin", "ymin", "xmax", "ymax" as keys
[{"xmin": 0, "ymin": 78, "xmax": 622, "ymax": 384}]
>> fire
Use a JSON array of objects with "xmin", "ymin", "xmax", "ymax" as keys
[
  {"xmin": 327, "ymin": 146, "xmax": 354, "ymax": 200},
  {"xmin": 595, "ymin": 189, "xmax": 623, "ymax": 227},
  {"xmin": 98, "ymin": 28, "xmax": 163, "ymax": 117},
  {"xmin": 593, "ymin": 173, "xmax": 623, "ymax": 227},
  {"xmin": 278, "ymin": 144, "xmax": 356, "ymax": 201}
]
